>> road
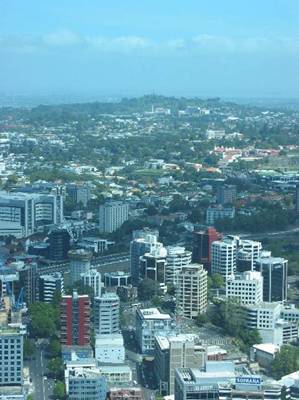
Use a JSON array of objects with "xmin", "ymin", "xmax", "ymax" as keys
[
  {"xmin": 26, "ymin": 339, "xmax": 54, "ymax": 400},
  {"xmin": 238, "ymin": 226, "xmax": 299, "ymax": 240}
]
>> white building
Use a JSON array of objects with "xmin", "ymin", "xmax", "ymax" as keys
[
  {"xmin": 136, "ymin": 308, "xmax": 175, "ymax": 354},
  {"xmin": 140, "ymin": 243, "xmax": 167, "ymax": 291},
  {"xmin": 211, "ymin": 238, "xmax": 237, "ymax": 281},
  {"xmin": 205, "ymin": 129, "xmax": 226, "ymax": 140},
  {"xmin": 130, "ymin": 232, "xmax": 160, "ymax": 285},
  {"xmin": 165, "ymin": 246, "xmax": 192, "ymax": 285},
  {"xmin": 68, "ymin": 249, "xmax": 92, "ymax": 285},
  {"xmin": 95, "ymin": 333, "xmax": 125, "ymax": 364},
  {"xmin": 226, "ymin": 271, "xmax": 263, "ymax": 305},
  {"xmin": 176, "ymin": 264, "xmax": 208, "ymax": 318},
  {"xmin": 236, "ymin": 240, "xmax": 262, "ymax": 272},
  {"xmin": 94, "ymin": 293, "xmax": 120, "ymax": 335},
  {"xmin": 81, "ymin": 269, "xmax": 102, "ymax": 297},
  {"xmin": 38, "ymin": 272, "xmax": 64, "ymax": 303},
  {"xmin": 206, "ymin": 206, "xmax": 235, "ymax": 225},
  {"xmin": 99, "ymin": 201, "xmax": 129, "ymax": 233},
  {"xmin": 244, "ymin": 302, "xmax": 298, "ymax": 345},
  {"xmin": 0, "ymin": 190, "xmax": 63, "ymax": 238}
]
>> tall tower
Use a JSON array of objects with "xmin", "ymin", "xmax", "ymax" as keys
[
  {"xmin": 176, "ymin": 264, "xmax": 208, "ymax": 318},
  {"xmin": 94, "ymin": 293, "xmax": 120, "ymax": 335},
  {"xmin": 68, "ymin": 249, "xmax": 92, "ymax": 285},
  {"xmin": 60, "ymin": 290, "xmax": 91, "ymax": 346}
]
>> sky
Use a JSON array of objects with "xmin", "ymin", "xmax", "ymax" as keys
[{"xmin": 1, "ymin": 0, "xmax": 299, "ymax": 100}]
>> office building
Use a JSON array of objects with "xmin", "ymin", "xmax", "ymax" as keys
[
  {"xmin": 16, "ymin": 262, "xmax": 37, "ymax": 306},
  {"xmin": 81, "ymin": 269, "xmax": 102, "ymax": 297},
  {"xmin": 176, "ymin": 264, "xmax": 208, "ymax": 318},
  {"xmin": 66, "ymin": 183, "xmax": 91, "ymax": 208},
  {"xmin": 0, "ymin": 190, "xmax": 63, "ymax": 238},
  {"xmin": 154, "ymin": 334, "xmax": 206, "ymax": 395},
  {"xmin": 95, "ymin": 333, "xmax": 125, "ymax": 364},
  {"xmin": 244, "ymin": 302, "xmax": 298, "ymax": 345},
  {"xmin": 109, "ymin": 387, "xmax": 144, "ymax": 400},
  {"xmin": 48, "ymin": 228, "xmax": 70, "ymax": 261},
  {"xmin": 99, "ymin": 201, "xmax": 129, "ymax": 233},
  {"xmin": 165, "ymin": 246, "xmax": 192, "ymax": 284},
  {"xmin": 175, "ymin": 362, "xmax": 286, "ymax": 400},
  {"xmin": 211, "ymin": 238, "xmax": 237, "ymax": 281},
  {"xmin": 69, "ymin": 249, "xmax": 92, "ymax": 285},
  {"xmin": 217, "ymin": 184, "xmax": 237, "ymax": 205},
  {"xmin": 236, "ymin": 240, "xmax": 262, "ymax": 272},
  {"xmin": 60, "ymin": 290, "xmax": 91, "ymax": 346},
  {"xmin": 136, "ymin": 308, "xmax": 175, "ymax": 354},
  {"xmin": 65, "ymin": 359, "xmax": 107, "ymax": 400},
  {"xmin": 94, "ymin": 293, "xmax": 120, "ymax": 335},
  {"xmin": 226, "ymin": 271, "xmax": 263, "ymax": 305},
  {"xmin": 38, "ymin": 272, "xmax": 64, "ymax": 303},
  {"xmin": 104, "ymin": 271, "xmax": 131, "ymax": 288},
  {"xmin": 255, "ymin": 254, "xmax": 288, "ymax": 302},
  {"xmin": 206, "ymin": 206, "xmax": 235, "ymax": 225},
  {"xmin": 130, "ymin": 233, "xmax": 159, "ymax": 285},
  {"xmin": 192, "ymin": 227, "xmax": 221, "ymax": 269},
  {"xmin": 0, "ymin": 324, "xmax": 24, "ymax": 387},
  {"xmin": 140, "ymin": 244, "xmax": 167, "ymax": 287}
]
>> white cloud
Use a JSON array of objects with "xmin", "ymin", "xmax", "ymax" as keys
[
  {"xmin": 42, "ymin": 30, "xmax": 81, "ymax": 46},
  {"xmin": 0, "ymin": 30, "xmax": 299, "ymax": 56}
]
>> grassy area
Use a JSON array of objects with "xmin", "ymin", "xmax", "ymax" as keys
[{"xmin": 132, "ymin": 168, "xmax": 166, "ymax": 177}]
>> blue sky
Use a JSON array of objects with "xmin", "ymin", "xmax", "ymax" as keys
[{"xmin": 1, "ymin": 0, "xmax": 299, "ymax": 98}]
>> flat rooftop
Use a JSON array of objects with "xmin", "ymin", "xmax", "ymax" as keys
[{"xmin": 138, "ymin": 308, "xmax": 172, "ymax": 320}]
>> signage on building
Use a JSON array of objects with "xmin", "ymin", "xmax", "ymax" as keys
[{"xmin": 236, "ymin": 376, "xmax": 261, "ymax": 385}]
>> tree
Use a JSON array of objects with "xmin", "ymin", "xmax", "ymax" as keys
[
  {"xmin": 48, "ymin": 338, "xmax": 61, "ymax": 358},
  {"xmin": 53, "ymin": 381, "xmax": 66, "ymax": 400},
  {"xmin": 211, "ymin": 273, "xmax": 224, "ymax": 288},
  {"xmin": 272, "ymin": 346, "xmax": 299, "ymax": 379},
  {"xmin": 24, "ymin": 338, "xmax": 35, "ymax": 359},
  {"xmin": 196, "ymin": 313, "xmax": 209, "ymax": 327},
  {"xmin": 152, "ymin": 295, "xmax": 162, "ymax": 307},
  {"xmin": 29, "ymin": 302, "xmax": 60, "ymax": 338},
  {"xmin": 138, "ymin": 278, "xmax": 161, "ymax": 300},
  {"xmin": 47, "ymin": 357, "xmax": 64, "ymax": 379}
]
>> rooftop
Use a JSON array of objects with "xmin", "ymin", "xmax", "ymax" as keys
[{"xmin": 138, "ymin": 308, "xmax": 172, "ymax": 320}]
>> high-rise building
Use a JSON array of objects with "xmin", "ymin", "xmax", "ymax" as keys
[
  {"xmin": 165, "ymin": 246, "xmax": 192, "ymax": 285},
  {"xmin": 136, "ymin": 308, "xmax": 175, "ymax": 354},
  {"xmin": 94, "ymin": 293, "xmax": 120, "ymax": 335},
  {"xmin": 68, "ymin": 249, "xmax": 92, "ymax": 285},
  {"xmin": 130, "ymin": 233, "xmax": 159, "ymax": 285},
  {"xmin": 255, "ymin": 254, "xmax": 288, "ymax": 302},
  {"xmin": 60, "ymin": 290, "xmax": 91, "ymax": 346},
  {"xmin": 192, "ymin": 227, "xmax": 221, "ymax": 268},
  {"xmin": 48, "ymin": 228, "xmax": 71, "ymax": 261},
  {"xmin": 140, "ymin": 244, "xmax": 167, "ymax": 287},
  {"xmin": 217, "ymin": 184, "xmax": 237, "ymax": 205},
  {"xmin": 226, "ymin": 271, "xmax": 263, "ymax": 305},
  {"xmin": 0, "ymin": 190, "xmax": 63, "ymax": 238},
  {"xmin": 99, "ymin": 201, "xmax": 129, "ymax": 233},
  {"xmin": 81, "ymin": 269, "xmax": 102, "ymax": 297},
  {"xmin": 236, "ymin": 240, "xmax": 262, "ymax": 272},
  {"xmin": 211, "ymin": 238, "xmax": 237, "ymax": 281},
  {"xmin": 176, "ymin": 264, "xmax": 208, "ymax": 319},
  {"xmin": 16, "ymin": 262, "xmax": 37, "ymax": 305},
  {"xmin": 38, "ymin": 272, "xmax": 64, "ymax": 303},
  {"xmin": 66, "ymin": 183, "xmax": 91, "ymax": 208},
  {"xmin": 0, "ymin": 324, "xmax": 24, "ymax": 387},
  {"xmin": 154, "ymin": 334, "xmax": 206, "ymax": 395}
]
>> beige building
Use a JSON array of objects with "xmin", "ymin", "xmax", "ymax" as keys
[{"xmin": 176, "ymin": 264, "xmax": 208, "ymax": 319}]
